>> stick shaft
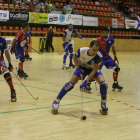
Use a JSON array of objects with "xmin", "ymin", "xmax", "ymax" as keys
[
  {"xmin": 12, "ymin": 71, "xmax": 38, "ymax": 100},
  {"xmin": 81, "ymin": 76, "xmax": 83, "ymax": 117}
]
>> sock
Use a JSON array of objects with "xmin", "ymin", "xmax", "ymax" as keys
[
  {"xmin": 113, "ymin": 71, "xmax": 118, "ymax": 82},
  {"xmin": 25, "ymin": 50, "xmax": 28, "ymax": 56},
  {"xmin": 19, "ymin": 61, "xmax": 23, "ymax": 72},
  {"xmin": 57, "ymin": 81, "xmax": 74, "ymax": 100},
  {"xmin": 100, "ymin": 81, "xmax": 107, "ymax": 100},
  {"xmin": 63, "ymin": 54, "xmax": 67, "ymax": 64},
  {"xmin": 69, "ymin": 53, "xmax": 73, "ymax": 64},
  {"xmin": 3, "ymin": 71, "xmax": 14, "ymax": 89}
]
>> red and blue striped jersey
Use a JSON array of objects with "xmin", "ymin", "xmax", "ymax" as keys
[{"xmin": 96, "ymin": 36, "xmax": 114, "ymax": 58}]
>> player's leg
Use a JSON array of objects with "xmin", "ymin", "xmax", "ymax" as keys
[
  {"xmin": 25, "ymin": 45, "xmax": 32, "ymax": 61},
  {"xmin": 69, "ymin": 45, "xmax": 75, "ymax": 68},
  {"xmin": 50, "ymin": 39, "xmax": 54, "ymax": 52},
  {"xmin": 52, "ymin": 75, "xmax": 80, "ymax": 114},
  {"xmin": 15, "ymin": 47, "xmax": 28, "ymax": 79},
  {"xmin": 0, "ymin": 63, "xmax": 17, "ymax": 102},
  {"xmin": 62, "ymin": 43, "xmax": 69, "ymax": 69},
  {"xmin": 105, "ymin": 56, "xmax": 123, "ymax": 91},
  {"xmin": 94, "ymin": 73, "xmax": 108, "ymax": 115},
  {"xmin": 45, "ymin": 39, "xmax": 49, "ymax": 52}
]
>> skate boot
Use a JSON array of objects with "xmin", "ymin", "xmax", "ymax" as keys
[
  {"xmin": 100, "ymin": 100, "xmax": 108, "ymax": 115},
  {"xmin": 62, "ymin": 63, "xmax": 69, "ymax": 70},
  {"xmin": 51, "ymin": 99, "xmax": 60, "ymax": 114},
  {"xmin": 85, "ymin": 81, "xmax": 91, "ymax": 93},
  {"xmin": 11, "ymin": 88, "xmax": 17, "ymax": 102},
  {"xmin": 18, "ymin": 70, "xmax": 28, "ymax": 79},
  {"xmin": 112, "ymin": 82, "xmax": 123, "ymax": 92},
  {"xmin": 25, "ymin": 55, "xmax": 32, "ymax": 61},
  {"xmin": 69, "ymin": 63, "xmax": 76, "ymax": 68}
]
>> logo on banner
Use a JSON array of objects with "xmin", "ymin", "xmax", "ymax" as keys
[
  {"xmin": 59, "ymin": 15, "xmax": 65, "ymax": 23},
  {"xmin": 66, "ymin": 15, "xmax": 71, "ymax": 21},
  {"xmin": 49, "ymin": 16, "xmax": 58, "ymax": 22},
  {"xmin": 9, "ymin": 12, "xmax": 29, "ymax": 21}
]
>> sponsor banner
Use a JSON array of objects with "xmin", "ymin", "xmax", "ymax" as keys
[
  {"xmin": 48, "ymin": 14, "xmax": 66, "ymax": 25},
  {"xmin": 83, "ymin": 16, "xmax": 98, "ymax": 26},
  {"xmin": 65, "ymin": 14, "xmax": 82, "ymax": 25},
  {"xmin": 39, "ymin": 38, "xmax": 47, "ymax": 52},
  {"xmin": 112, "ymin": 19, "xmax": 125, "ymax": 28},
  {"xmin": 0, "ymin": 11, "xmax": 9, "ymax": 21},
  {"xmin": 138, "ymin": 16, "xmax": 140, "ymax": 30},
  {"xmin": 125, "ymin": 20, "xmax": 138, "ymax": 29},
  {"xmin": 29, "ymin": 12, "xmax": 48, "ymax": 24},
  {"xmin": 98, "ymin": 17, "xmax": 112, "ymax": 26},
  {"xmin": 9, "ymin": 12, "xmax": 29, "ymax": 22}
]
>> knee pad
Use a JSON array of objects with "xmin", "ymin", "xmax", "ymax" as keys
[
  {"xmin": 20, "ymin": 57, "xmax": 25, "ymax": 63},
  {"xmin": 3, "ymin": 71, "xmax": 11, "ymax": 81},
  {"xmin": 64, "ymin": 81, "xmax": 74, "ymax": 91},
  {"xmin": 100, "ymin": 81, "xmax": 108, "ymax": 90},
  {"xmin": 114, "ymin": 65, "xmax": 120, "ymax": 73},
  {"xmin": 64, "ymin": 52, "xmax": 69, "ymax": 56}
]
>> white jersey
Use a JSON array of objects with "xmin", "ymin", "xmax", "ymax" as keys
[
  {"xmin": 75, "ymin": 47, "xmax": 103, "ymax": 70},
  {"xmin": 63, "ymin": 29, "xmax": 78, "ymax": 44}
]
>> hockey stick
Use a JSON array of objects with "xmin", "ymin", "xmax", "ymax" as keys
[
  {"xmin": 29, "ymin": 46, "xmax": 43, "ymax": 54},
  {"xmin": 58, "ymin": 41, "xmax": 71, "ymax": 55},
  {"xmin": 80, "ymin": 75, "xmax": 86, "ymax": 120},
  {"xmin": 12, "ymin": 71, "xmax": 39, "ymax": 100},
  {"xmin": 12, "ymin": 54, "xmax": 19, "ymax": 76}
]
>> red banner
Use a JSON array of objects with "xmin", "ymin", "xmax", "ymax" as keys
[
  {"xmin": 117, "ymin": 19, "xmax": 125, "ymax": 28},
  {"xmin": 98, "ymin": 17, "xmax": 112, "ymax": 26}
]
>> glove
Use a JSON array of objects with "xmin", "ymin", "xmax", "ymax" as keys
[
  {"xmin": 10, "ymin": 48, "xmax": 15, "ymax": 54},
  {"xmin": 82, "ymin": 37, "xmax": 86, "ymax": 41},
  {"xmin": 80, "ymin": 80, "xmax": 87, "ymax": 91},
  {"xmin": 76, "ymin": 67, "xmax": 84, "ymax": 76},
  {"xmin": 8, "ymin": 63, "xmax": 13, "ymax": 72},
  {"xmin": 114, "ymin": 57, "xmax": 119, "ymax": 65}
]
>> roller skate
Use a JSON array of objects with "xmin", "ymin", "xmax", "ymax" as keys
[
  {"xmin": 18, "ymin": 70, "xmax": 28, "ymax": 79},
  {"xmin": 11, "ymin": 88, "xmax": 17, "ymax": 102},
  {"xmin": 62, "ymin": 63, "xmax": 69, "ymax": 70},
  {"xmin": 25, "ymin": 55, "xmax": 32, "ymax": 61},
  {"xmin": 51, "ymin": 99, "xmax": 60, "ymax": 114},
  {"xmin": 100, "ymin": 100, "xmax": 108, "ymax": 115},
  {"xmin": 112, "ymin": 81, "xmax": 123, "ymax": 92},
  {"xmin": 85, "ymin": 81, "xmax": 91, "ymax": 93},
  {"xmin": 69, "ymin": 63, "xmax": 76, "ymax": 69}
]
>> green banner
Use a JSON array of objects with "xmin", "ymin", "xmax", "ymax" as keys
[{"xmin": 29, "ymin": 12, "xmax": 48, "ymax": 24}]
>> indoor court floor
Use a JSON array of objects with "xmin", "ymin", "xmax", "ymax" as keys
[{"xmin": 0, "ymin": 52, "xmax": 140, "ymax": 140}]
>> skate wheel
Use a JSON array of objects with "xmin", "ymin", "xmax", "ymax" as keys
[
  {"xmin": 51, "ymin": 109, "xmax": 58, "ymax": 114},
  {"xmin": 118, "ymin": 89, "xmax": 122, "ymax": 92},
  {"xmin": 66, "ymin": 68, "xmax": 69, "ymax": 70},
  {"xmin": 11, "ymin": 97, "xmax": 17, "ymax": 102},
  {"xmin": 112, "ymin": 88, "xmax": 116, "ymax": 91},
  {"xmin": 24, "ymin": 77, "xmax": 27, "ymax": 80},
  {"xmin": 62, "ymin": 68, "xmax": 64, "ymax": 70},
  {"xmin": 19, "ymin": 76, "xmax": 22, "ymax": 79}
]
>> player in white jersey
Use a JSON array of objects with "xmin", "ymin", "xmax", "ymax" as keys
[
  {"xmin": 62, "ymin": 24, "xmax": 86, "ymax": 69},
  {"xmin": 52, "ymin": 40, "xmax": 108, "ymax": 115}
]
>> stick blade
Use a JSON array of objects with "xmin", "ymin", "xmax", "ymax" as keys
[{"xmin": 35, "ymin": 96, "xmax": 39, "ymax": 100}]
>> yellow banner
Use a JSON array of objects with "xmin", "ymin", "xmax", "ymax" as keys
[{"xmin": 29, "ymin": 12, "xmax": 48, "ymax": 24}]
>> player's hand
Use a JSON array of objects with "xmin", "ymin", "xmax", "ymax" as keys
[
  {"xmin": 10, "ymin": 48, "xmax": 15, "ymax": 54},
  {"xmin": 8, "ymin": 63, "xmax": 14, "ymax": 72},
  {"xmin": 80, "ymin": 80, "xmax": 87, "ymax": 91},
  {"xmin": 114, "ymin": 57, "xmax": 119, "ymax": 65},
  {"xmin": 76, "ymin": 67, "xmax": 84, "ymax": 76},
  {"xmin": 82, "ymin": 37, "xmax": 86, "ymax": 41}
]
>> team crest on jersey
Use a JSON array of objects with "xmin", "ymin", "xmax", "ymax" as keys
[
  {"xmin": 0, "ymin": 43, "xmax": 2, "ymax": 46},
  {"xmin": 109, "ymin": 41, "xmax": 111, "ymax": 43}
]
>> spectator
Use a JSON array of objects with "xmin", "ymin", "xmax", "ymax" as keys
[
  {"xmin": 62, "ymin": 4, "xmax": 67, "ymax": 14},
  {"xmin": 118, "ymin": 1, "xmax": 124, "ymax": 11},
  {"xmin": 66, "ymin": 0, "xmax": 70, "ymax": 5},
  {"xmin": 29, "ymin": 2, "xmax": 34, "ymax": 12},
  {"xmin": 46, "ymin": 0, "xmax": 52, "ymax": 13},
  {"xmin": 124, "ymin": 5, "xmax": 130, "ymax": 15}
]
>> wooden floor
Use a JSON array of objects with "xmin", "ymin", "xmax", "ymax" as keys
[{"xmin": 0, "ymin": 52, "xmax": 140, "ymax": 140}]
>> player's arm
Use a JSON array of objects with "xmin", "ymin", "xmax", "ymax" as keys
[
  {"xmin": 112, "ymin": 44, "xmax": 117, "ymax": 58},
  {"xmin": 86, "ymin": 58, "xmax": 103, "ymax": 81},
  {"xmin": 73, "ymin": 54, "xmax": 79, "ymax": 68},
  {"xmin": 11, "ymin": 38, "xmax": 17, "ymax": 49},
  {"xmin": 75, "ymin": 30, "xmax": 86, "ymax": 41},
  {"xmin": 5, "ymin": 49, "xmax": 11, "ymax": 64},
  {"xmin": 62, "ymin": 31, "xmax": 67, "ymax": 43}
]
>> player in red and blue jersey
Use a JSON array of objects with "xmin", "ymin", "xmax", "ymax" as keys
[
  {"xmin": 0, "ymin": 30, "xmax": 17, "ymax": 102},
  {"xmin": 25, "ymin": 29, "xmax": 32, "ymax": 61},
  {"xmin": 97, "ymin": 27, "xmax": 123, "ymax": 91},
  {"xmin": 11, "ymin": 23, "xmax": 30, "ymax": 79}
]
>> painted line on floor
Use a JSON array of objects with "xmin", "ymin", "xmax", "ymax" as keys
[{"xmin": 0, "ymin": 100, "xmax": 99, "ymax": 114}]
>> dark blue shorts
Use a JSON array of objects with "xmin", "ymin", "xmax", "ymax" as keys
[
  {"xmin": 14, "ymin": 45, "xmax": 24, "ymax": 59},
  {"xmin": 63, "ymin": 43, "xmax": 73, "ymax": 53},
  {"xmin": 99, "ymin": 56, "xmax": 116, "ymax": 70},
  {"xmin": 73, "ymin": 66, "xmax": 103, "ymax": 80}
]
